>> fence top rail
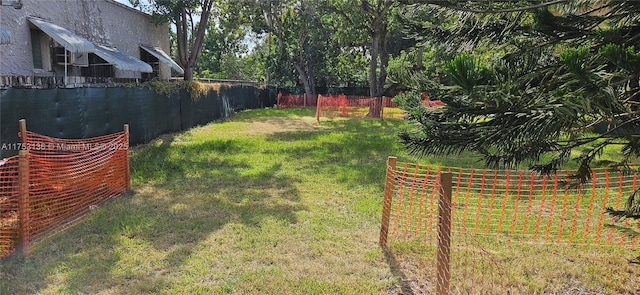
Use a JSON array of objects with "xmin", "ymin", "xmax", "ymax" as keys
[
  {"xmin": 20, "ymin": 130, "xmax": 128, "ymax": 157},
  {"xmin": 23, "ymin": 130, "xmax": 126, "ymax": 143},
  {"xmin": 393, "ymin": 161, "xmax": 640, "ymax": 177}
]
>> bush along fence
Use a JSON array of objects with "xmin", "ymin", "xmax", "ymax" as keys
[
  {"xmin": 0, "ymin": 120, "xmax": 129, "ymax": 258},
  {"xmin": 379, "ymin": 157, "xmax": 640, "ymax": 294}
]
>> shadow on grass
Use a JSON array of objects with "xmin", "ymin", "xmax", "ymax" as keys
[
  {"xmin": 0, "ymin": 135, "xmax": 306, "ymax": 294},
  {"xmin": 263, "ymin": 118, "xmax": 425, "ymax": 293},
  {"xmin": 129, "ymin": 132, "xmax": 252, "ymax": 184},
  {"xmin": 261, "ymin": 118, "xmax": 407, "ymax": 193},
  {"xmin": 232, "ymin": 107, "xmax": 317, "ymax": 120},
  {"xmin": 383, "ymin": 247, "xmax": 420, "ymax": 295}
]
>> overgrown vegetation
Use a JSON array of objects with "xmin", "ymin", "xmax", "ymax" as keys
[{"xmin": 144, "ymin": 80, "xmax": 224, "ymax": 101}]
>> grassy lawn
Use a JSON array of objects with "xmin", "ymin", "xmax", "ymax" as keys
[{"xmin": 0, "ymin": 108, "xmax": 637, "ymax": 294}]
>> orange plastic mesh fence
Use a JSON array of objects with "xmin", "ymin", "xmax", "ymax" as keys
[
  {"xmin": 382, "ymin": 160, "xmax": 640, "ymax": 293},
  {"xmin": 277, "ymin": 93, "xmax": 309, "ymax": 108},
  {"xmin": 0, "ymin": 156, "xmax": 20, "ymax": 257},
  {"xmin": 0, "ymin": 130, "xmax": 128, "ymax": 258},
  {"xmin": 23, "ymin": 131, "xmax": 127, "ymax": 156},
  {"xmin": 317, "ymin": 95, "xmax": 405, "ymax": 120},
  {"xmin": 387, "ymin": 162, "xmax": 639, "ymax": 246}
]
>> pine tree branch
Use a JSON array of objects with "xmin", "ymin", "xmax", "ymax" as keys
[{"xmin": 402, "ymin": 0, "xmax": 570, "ymax": 14}]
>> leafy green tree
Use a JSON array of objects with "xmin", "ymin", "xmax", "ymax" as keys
[
  {"xmin": 385, "ymin": 42, "xmax": 451, "ymax": 92},
  {"xmin": 325, "ymin": 50, "xmax": 369, "ymax": 88},
  {"xmin": 196, "ymin": 3, "xmax": 250, "ymax": 79},
  {"xmin": 239, "ymin": 0, "xmax": 332, "ymax": 101},
  {"xmin": 144, "ymin": 0, "xmax": 215, "ymax": 80},
  {"xmin": 328, "ymin": 0, "xmax": 402, "ymax": 116},
  {"xmin": 196, "ymin": 0, "xmax": 270, "ymax": 80},
  {"xmin": 396, "ymin": 0, "xmax": 640, "ymax": 217}
]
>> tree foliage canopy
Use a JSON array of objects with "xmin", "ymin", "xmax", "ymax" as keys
[
  {"xmin": 140, "ymin": 0, "xmax": 216, "ymax": 80},
  {"xmin": 395, "ymin": 0, "xmax": 640, "ymax": 217}
]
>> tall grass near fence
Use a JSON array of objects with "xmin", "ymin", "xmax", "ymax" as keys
[{"xmin": 381, "ymin": 159, "xmax": 640, "ymax": 294}]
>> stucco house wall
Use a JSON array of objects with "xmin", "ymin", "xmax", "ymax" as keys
[{"xmin": 0, "ymin": 0, "xmax": 174, "ymax": 81}]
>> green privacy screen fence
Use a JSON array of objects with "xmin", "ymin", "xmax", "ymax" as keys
[{"xmin": 0, "ymin": 84, "xmax": 277, "ymax": 158}]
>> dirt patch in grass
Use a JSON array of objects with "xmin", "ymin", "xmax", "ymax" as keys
[{"xmin": 243, "ymin": 116, "xmax": 326, "ymax": 135}]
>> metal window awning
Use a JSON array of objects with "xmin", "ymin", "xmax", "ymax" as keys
[
  {"xmin": 140, "ymin": 44, "xmax": 184, "ymax": 74},
  {"xmin": 0, "ymin": 27, "xmax": 10, "ymax": 45},
  {"xmin": 28, "ymin": 17, "xmax": 94, "ymax": 53},
  {"xmin": 94, "ymin": 44, "xmax": 153, "ymax": 73}
]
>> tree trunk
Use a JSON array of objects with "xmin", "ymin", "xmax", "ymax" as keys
[
  {"xmin": 183, "ymin": 66, "xmax": 195, "ymax": 81},
  {"xmin": 368, "ymin": 46, "xmax": 378, "ymax": 98},
  {"xmin": 306, "ymin": 60, "xmax": 317, "ymax": 106},
  {"xmin": 359, "ymin": 0, "xmax": 395, "ymax": 118},
  {"xmin": 293, "ymin": 62, "xmax": 315, "ymax": 104},
  {"xmin": 630, "ymin": 75, "xmax": 639, "ymax": 111},
  {"xmin": 173, "ymin": 1, "xmax": 213, "ymax": 82},
  {"xmin": 367, "ymin": 26, "xmax": 387, "ymax": 118}
]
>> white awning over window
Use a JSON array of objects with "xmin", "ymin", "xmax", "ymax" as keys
[
  {"xmin": 28, "ymin": 17, "xmax": 94, "ymax": 53},
  {"xmin": 0, "ymin": 27, "xmax": 10, "ymax": 45},
  {"xmin": 140, "ymin": 44, "xmax": 184, "ymax": 74},
  {"xmin": 94, "ymin": 44, "xmax": 153, "ymax": 73}
]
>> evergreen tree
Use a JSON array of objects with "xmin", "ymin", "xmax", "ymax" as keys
[{"xmin": 396, "ymin": 0, "xmax": 640, "ymax": 218}]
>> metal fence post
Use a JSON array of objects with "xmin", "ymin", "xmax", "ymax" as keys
[
  {"xmin": 437, "ymin": 171, "xmax": 453, "ymax": 295},
  {"xmin": 380, "ymin": 156, "xmax": 397, "ymax": 248}
]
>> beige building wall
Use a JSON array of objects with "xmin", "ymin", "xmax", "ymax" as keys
[{"xmin": 0, "ymin": 0, "xmax": 173, "ymax": 80}]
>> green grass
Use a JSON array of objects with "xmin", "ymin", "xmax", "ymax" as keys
[
  {"xmin": 0, "ymin": 108, "xmax": 637, "ymax": 294},
  {"xmin": 320, "ymin": 106, "xmax": 406, "ymax": 119},
  {"xmin": 386, "ymin": 166, "xmax": 640, "ymax": 294},
  {"xmin": 0, "ymin": 108, "xmax": 418, "ymax": 294}
]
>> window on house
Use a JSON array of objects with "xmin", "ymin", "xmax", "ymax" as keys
[
  {"xmin": 30, "ymin": 29, "xmax": 53, "ymax": 71},
  {"xmin": 52, "ymin": 46, "xmax": 70, "ymax": 65},
  {"xmin": 140, "ymin": 48, "xmax": 160, "ymax": 81},
  {"xmin": 81, "ymin": 53, "xmax": 114, "ymax": 78},
  {"xmin": 30, "ymin": 29, "xmax": 43, "ymax": 69}
]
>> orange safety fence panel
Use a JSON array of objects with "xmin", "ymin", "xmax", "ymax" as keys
[
  {"xmin": 386, "ymin": 163, "xmax": 640, "ymax": 246},
  {"xmin": 22, "ymin": 131, "xmax": 126, "ymax": 156},
  {"xmin": 317, "ymin": 94, "xmax": 405, "ymax": 120},
  {"xmin": 314, "ymin": 93, "xmax": 446, "ymax": 120},
  {"xmin": 24, "ymin": 131, "xmax": 129, "ymax": 249},
  {"xmin": 0, "ymin": 129, "xmax": 129, "ymax": 258},
  {"xmin": 381, "ymin": 160, "xmax": 640, "ymax": 293},
  {"xmin": 0, "ymin": 156, "xmax": 20, "ymax": 258},
  {"xmin": 277, "ymin": 93, "xmax": 310, "ymax": 108}
]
